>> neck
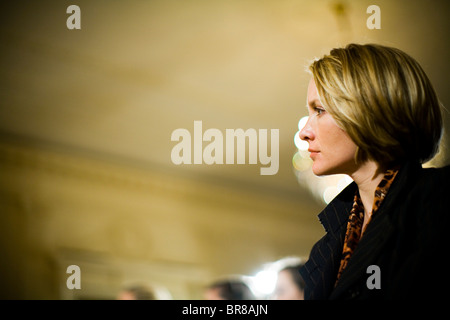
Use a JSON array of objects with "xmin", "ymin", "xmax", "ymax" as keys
[{"xmin": 350, "ymin": 160, "xmax": 385, "ymax": 217}]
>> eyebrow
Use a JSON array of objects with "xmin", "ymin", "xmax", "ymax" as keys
[{"xmin": 307, "ymin": 99, "xmax": 322, "ymax": 109}]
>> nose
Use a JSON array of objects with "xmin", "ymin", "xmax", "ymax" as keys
[{"xmin": 299, "ymin": 118, "xmax": 314, "ymax": 141}]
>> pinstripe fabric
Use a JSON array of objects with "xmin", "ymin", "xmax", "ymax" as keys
[
  {"xmin": 299, "ymin": 182, "xmax": 355, "ymax": 300},
  {"xmin": 299, "ymin": 162, "xmax": 450, "ymax": 299}
]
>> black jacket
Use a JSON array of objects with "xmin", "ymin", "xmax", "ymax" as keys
[{"xmin": 299, "ymin": 161, "xmax": 450, "ymax": 299}]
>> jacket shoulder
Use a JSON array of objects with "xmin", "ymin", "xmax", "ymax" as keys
[{"xmin": 413, "ymin": 164, "xmax": 450, "ymax": 197}]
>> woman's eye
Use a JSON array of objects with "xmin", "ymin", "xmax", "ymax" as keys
[{"xmin": 314, "ymin": 107, "xmax": 325, "ymax": 115}]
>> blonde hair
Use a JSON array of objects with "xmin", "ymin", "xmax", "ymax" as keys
[{"xmin": 309, "ymin": 43, "xmax": 443, "ymax": 166}]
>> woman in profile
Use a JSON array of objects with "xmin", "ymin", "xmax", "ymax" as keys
[{"xmin": 298, "ymin": 43, "xmax": 449, "ymax": 299}]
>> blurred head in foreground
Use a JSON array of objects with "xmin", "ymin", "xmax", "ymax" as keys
[{"xmin": 204, "ymin": 277, "xmax": 256, "ymax": 300}]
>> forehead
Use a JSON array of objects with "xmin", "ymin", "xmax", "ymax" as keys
[{"xmin": 306, "ymin": 78, "xmax": 321, "ymax": 106}]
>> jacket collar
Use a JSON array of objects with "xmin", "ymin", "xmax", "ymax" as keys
[
  {"xmin": 300, "ymin": 181, "xmax": 355, "ymax": 299},
  {"xmin": 318, "ymin": 181, "xmax": 356, "ymax": 235},
  {"xmin": 302, "ymin": 161, "xmax": 422, "ymax": 299},
  {"xmin": 329, "ymin": 161, "xmax": 421, "ymax": 299}
]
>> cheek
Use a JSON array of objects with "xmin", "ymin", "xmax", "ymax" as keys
[
  {"xmin": 337, "ymin": 130, "xmax": 358, "ymax": 155},
  {"xmin": 318, "ymin": 122, "xmax": 344, "ymax": 147},
  {"xmin": 321, "ymin": 124, "xmax": 357, "ymax": 158}
]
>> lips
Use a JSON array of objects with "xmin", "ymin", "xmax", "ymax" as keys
[{"xmin": 308, "ymin": 149, "xmax": 319, "ymax": 159}]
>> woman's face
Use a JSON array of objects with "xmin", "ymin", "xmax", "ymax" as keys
[{"xmin": 299, "ymin": 79, "xmax": 358, "ymax": 176}]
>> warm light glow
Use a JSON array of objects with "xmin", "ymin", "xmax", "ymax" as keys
[
  {"xmin": 298, "ymin": 116, "xmax": 308, "ymax": 131},
  {"xmin": 294, "ymin": 131, "xmax": 309, "ymax": 151},
  {"xmin": 294, "ymin": 116, "xmax": 309, "ymax": 151},
  {"xmin": 323, "ymin": 186, "xmax": 338, "ymax": 204},
  {"xmin": 337, "ymin": 175, "xmax": 353, "ymax": 191},
  {"xmin": 292, "ymin": 151, "xmax": 312, "ymax": 171},
  {"xmin": 252, "ymin": 270, "xmax": 277, "ymax": 296}
]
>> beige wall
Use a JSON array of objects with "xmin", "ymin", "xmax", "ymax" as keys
[
  {"xmin": 1, "ymin": 0, "xmax": 449, "ymax": 300},
  {"xmin": 0, "ymin": 139, "xmax": 324, "ymax": 299}
]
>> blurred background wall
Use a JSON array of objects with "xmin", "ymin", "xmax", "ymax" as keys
[{"xmin": 0, "ymin": 0, "xmax": 449, "ymax": 299}]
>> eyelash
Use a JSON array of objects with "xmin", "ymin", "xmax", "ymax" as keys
[{"xmin": 313, "ymin": 106, "xmax": 325, "ymax": 116}]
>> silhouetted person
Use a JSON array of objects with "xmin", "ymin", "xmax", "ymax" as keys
[
  {"xmin": 117, "ymin": 284, "xmax": 156, "ymax": 300},
  {"xmin": 204, "ymin": 277, "xmax": 256, "ymax": 300}
]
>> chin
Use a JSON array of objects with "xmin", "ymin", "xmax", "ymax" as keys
[
  {"xmin": 311, "ymin": 167, "xmax": 327, "ymax": 176},
  {"xmin": 312, "ymin": 163, "xmax": 337, "ymax": 177}
]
